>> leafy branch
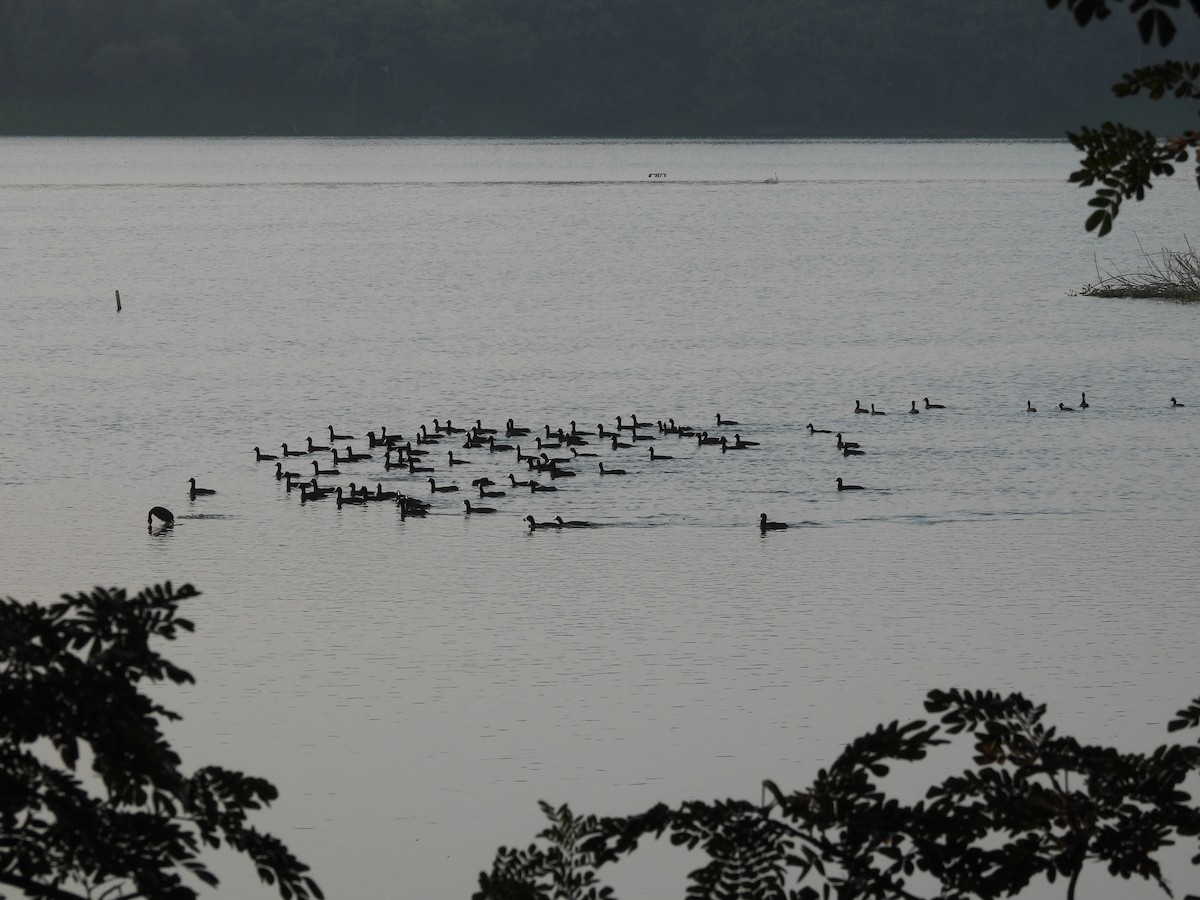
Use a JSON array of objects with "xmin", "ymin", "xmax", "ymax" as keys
[
  {"xmin": 0, "ymin": 583, "xmax": 322, "ymax": 900},
  {"xmin": 477, "ymin": 689, "xmax": 1200, "ymax": 900},
  {"xmin": 1045, "ymin": 0, "xmax": 1200, "ymax": 234}
]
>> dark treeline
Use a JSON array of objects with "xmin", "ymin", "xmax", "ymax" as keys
[{"xmin": 0, "ymin": 0, "xmax": 1185, "ymax": 136}]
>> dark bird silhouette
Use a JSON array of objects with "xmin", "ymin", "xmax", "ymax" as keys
[
  {"xmin": 372, "ymin": 484, "xmax": 399, "ymax": 501},
  {"xmin": 1079, "ymin": 392, "xmax": 1089, "ymax": 409},
  {"xmin": 871, "ymin": 404, "xmax": 886, "ymax": 415},
  {"xmin": 301, "ymin": 479, "xmax": 335, "ymax": 501},
  {"xmin": 479, "ymin": 484, "xmax": 506, "ymax": 498},
  {"xmin": 555, "ymin": 516, "xmax": 595, "ymax": 528},
  {"xmin": 254, "ymin": 446, "xmax": 278, "ymax": 461},
  {"xmin": 924, "ymin": 397, "xmax": 945, "ymax": 409},
  {"xmin": 836, "ymin": 477, "xmax": 864, "ymax": 491},
  {"xmin": 599, "ymin": 462, "xmax": 626, "ymax": 475},
  {"xmin": 328, "ymin": 425, "xmax": 354, "ymax": 442},
  {"xmin": 715, "ymin": 413, "xmax": 739, "ymax": 426},
  {"xmin": 1059, "ymin": 403, "xmax": 1075, "ymax": 412},
  {"xmin": 759, "ymin": 513, "xmax": 788, "ymax": 531},
  {"xmin": 274, "ymin": 462, "xmax": 300, "ymax": 481},
  {"xmin": 1171, "ymin": 397, "xmax": 1185, "ymax": 407},
  {"xmin": 147, "ymin": 506, "xmax": 174, "ymax": 528},
  {"xmin": 910, "ymin": 401, "xmax": 920, "ymax": 414},
  {"xmin": 1026, "ymin": 401, "xmax": 1037, "ymax": 413},
  {"xmin": 306, "ymin": 436, "xmax": 331, "ymax": 453},
  {"xmin": 335, "ymin": 487, "xmax": 367, "ymax": 508},
  {"xmin": 427, "ymin": 478, "xmax": 459, "ymax": 493},
  {"xmin": 463, "ymin": 499, "xmax": 496, "ymax": 514},
  {"xmin": 187, "ymin": 478, "xmax": 215, "ymax": 498},
  {"xmin": 281, "ymin": 443, "xmax": 305, "ymax": 457},
  {"xmin": 648, "ymin": 446, "xmax": 674, "ymax": 460}
]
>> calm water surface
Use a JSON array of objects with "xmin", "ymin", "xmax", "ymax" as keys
[{"xmin": 1, "ymin": 138, "xmax": 1198, "ymax": 899}]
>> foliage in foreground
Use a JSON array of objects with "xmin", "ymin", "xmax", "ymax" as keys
[
  {"xmin": 0, "ymin": 582, "xmax": 322, "ymax": 900},
  {"xmin": 476, "ymin": 689, "xmax": 1200, "ymax": 900},
  {"xmin": 1081, "ymin": 234, "xmax": 1200, "ymax": 299},
  {"xmin": 1046, "ymin": 0, "xmax": 1200, "ymax": 235}
]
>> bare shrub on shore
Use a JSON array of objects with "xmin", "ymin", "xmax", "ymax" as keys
[{"xmin": 1080, "ymin": 235, "xmax": 1200, "ymax": 300}]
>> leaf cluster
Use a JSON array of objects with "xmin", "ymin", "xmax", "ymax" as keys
[
  {"xmin": 0, "ymin": 582, "xmax": 322, "ymax": 900},
  {"xmin": 1045, "ymin": 0, "xmax": 1200, "ymax": 234},
  {"xmin": 476, "ymin": 689, "xmax": 1200, "ymax": 899}
]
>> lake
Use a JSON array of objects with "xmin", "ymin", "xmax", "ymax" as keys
[{"xmin": 0, "ymin": 137, "xmax": 1197, "ymax": 899}]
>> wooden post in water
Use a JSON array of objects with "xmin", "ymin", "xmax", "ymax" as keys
[{"xmin": 115, "ymin": 290, "xmax": 121, "ymax": 312}]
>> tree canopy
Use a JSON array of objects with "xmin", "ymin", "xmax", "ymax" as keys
[
  {"xmin": 1046, "ymin": 0, "xmax": 1200, "ymax": 234},
  {"xmin": 476, "ymin": 689, "xmax": 1200, "ymax": 900},
  {"xmin": 0, "ymin": 582, "xmax": 322, "ymax": 900},
  {"xmin": 0, "ymin": 0, "xmax": 1175, "ymax": 137}
]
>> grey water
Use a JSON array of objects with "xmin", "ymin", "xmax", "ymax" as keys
[{"xmin": 1, "ymin": 137, "xmax": 1197, "ymax": 900}]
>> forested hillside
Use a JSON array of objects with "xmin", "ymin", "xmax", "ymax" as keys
[{"xmin": 0, "ymin": 0, "xmax": 1184, "ymax": 135}]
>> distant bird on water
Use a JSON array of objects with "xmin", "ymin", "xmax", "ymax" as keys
[
  {"xmin": 759, "ymin": 513, "xmax": 787, "ymax": 531},
  {"xmin": 188, "ymin": 478, "xmax": 216, "ymax": 498},
  {"xmin": 1026, "ymin": 401, "xmax": 1037, "ymax": 413},
  {"xmin": 115, "ymin": 290, "xmax": 121, "ymax": 312},
  {"xmin": 147, "ymin": 506, "xmax": 174, "ymax": 528},
  {"xmin": 555, "ymin": 516, "xmax": 595, "ymax": 528},
  {"xmin": 1171, "ymin": 397, "xmax": 1185, "ymax": 407}
]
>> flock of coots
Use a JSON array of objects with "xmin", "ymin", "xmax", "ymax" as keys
[
  {"xmin": 156, "ymin": 414, "xmax": 767, "ymax": 532},
  {"xmin": 151, "ymin": 395, "xmax": 1185, "ymax": 533}
]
